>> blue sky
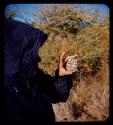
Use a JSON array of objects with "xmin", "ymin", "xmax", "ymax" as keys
[{"xmin": 5, "ymin": 4, "xmax": 109, "ymax": 23}]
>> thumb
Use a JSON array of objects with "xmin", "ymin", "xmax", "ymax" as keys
[{"xmin": 59, "ymin": 52, "xmax": 65, "ymax": 66}]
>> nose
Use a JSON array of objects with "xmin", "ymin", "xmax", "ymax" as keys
[{"xmin": 37, "ymin": 55, "xmax": 41, "ymax": 62}]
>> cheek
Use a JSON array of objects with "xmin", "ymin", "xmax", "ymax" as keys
[
  {"xmin": 37, "ymin": 56, "xmax": 41, "ymax": 62},
  {"xmin": 31, "ymin": 63, "xmax": 38, "ymax": 76}
]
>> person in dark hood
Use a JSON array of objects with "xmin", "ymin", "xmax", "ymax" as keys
[{"xmin": 4, "ymin": 19, "xmax": 74, "ymax": 125}]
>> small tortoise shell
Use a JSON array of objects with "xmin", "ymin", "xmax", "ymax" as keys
[{"xmin": 66, "ymin": 56, "xmax": 78, "ymax": 73}]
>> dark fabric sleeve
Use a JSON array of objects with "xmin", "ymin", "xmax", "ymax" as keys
[
  {"xmin": 53, "ymin": 74, "xmax": 73, "ymax": 102},
  {"xmin": 34, "ymin": 69, "xmax": 73, "ymax": 103}
]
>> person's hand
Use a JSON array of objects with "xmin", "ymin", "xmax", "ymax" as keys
[{"xmin": 59, "ymin": 52, "xmax": 75, "ymax": 76}]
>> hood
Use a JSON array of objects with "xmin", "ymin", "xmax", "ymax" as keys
[{"xmin": 4, "ymin": 19, "xmax": 47, "ymax": 89}]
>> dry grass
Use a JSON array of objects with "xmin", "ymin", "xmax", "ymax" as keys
[
  {"xmin": 52, "ymin": 64, "xmax": 109, "ymax": 121},
  {"xmin": 34, "ymin": 5, "xmax": 109, "ymax": 122},
  {"xmin": 71, "ymin": 64, "xmax": 109, "ymax": 121}
]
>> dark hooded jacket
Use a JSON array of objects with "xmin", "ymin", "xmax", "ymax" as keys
[{"xmin": 4, "ymin": 19, "xmax": 73, "ymax": 125}]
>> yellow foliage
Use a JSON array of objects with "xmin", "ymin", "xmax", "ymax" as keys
[{"xmin": 34, "ymin": 5, "xmax": 109, "ymax": 121}]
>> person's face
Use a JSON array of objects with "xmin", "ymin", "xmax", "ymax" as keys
[
  {"xmin": 36, "ymin": 54, "xmax": 41, "ymax": 63},
  {"xmin": 31, "ymin": 54, "xmax": 41, "ymax": 76}
]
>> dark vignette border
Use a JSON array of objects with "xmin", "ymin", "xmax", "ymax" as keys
[{"xmin": 0, "ymin": 0, "xmax": 112, "ymax": 125}]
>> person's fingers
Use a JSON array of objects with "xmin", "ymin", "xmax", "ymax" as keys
[
  {"xmin": 60, "ymin": 52, "xmax": 65, "ymax": 66},
  {"xmin": 65, "ymin": 70, "xmax": 72, "ymax": 75},
  {"xmin": 74, "ymin": 54, "xmax": 77, "ymax": 59},
  {"xmin": 64, "ymin": 56, "xmax": 70, "ymax": 62},
  {"xmin": 71, "ymin": 55, "xmax": 77, "ymax": 59},
  {"xmin": 60, "ymin": 52, "xmax": 65, "ymax": 60},
  {"xmin": 64, "ymin": 54, "xmax": 77, "ymax": 62}
]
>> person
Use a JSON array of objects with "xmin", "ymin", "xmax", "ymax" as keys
[{"xmin": 4, "ymin": 19, "xmax": 75, "ymax": 125}]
